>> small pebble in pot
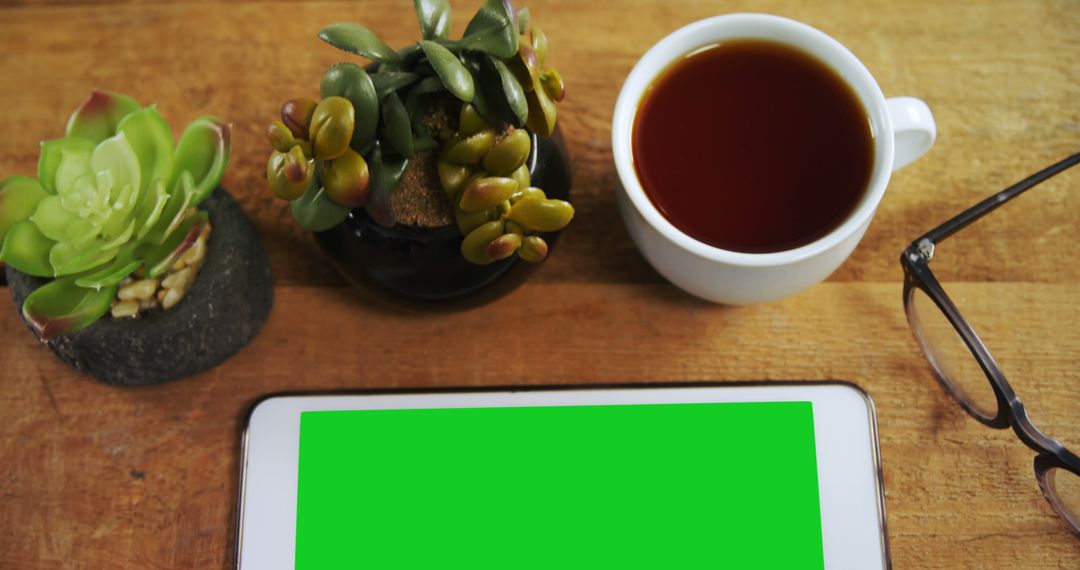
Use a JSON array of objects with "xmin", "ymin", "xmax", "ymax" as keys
[{"xmin": 109, "ymin": 222, "xmax": 212, "ymax": 319}]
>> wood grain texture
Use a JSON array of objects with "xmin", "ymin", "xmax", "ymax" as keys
[{"xmin": 1, "ymin": 1, "xmax": 1078, "ymax": 568}]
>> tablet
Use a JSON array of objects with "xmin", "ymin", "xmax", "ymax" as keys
[{"xmin": 237, "ymin": 383, "xmax": 889, "ymax": 569}]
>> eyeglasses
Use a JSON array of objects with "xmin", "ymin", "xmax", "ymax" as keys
[{"xmin": 900, "ymin": 151, "xmax": 1080, "ymax": 536}]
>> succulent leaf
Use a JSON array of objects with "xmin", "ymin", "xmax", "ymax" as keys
[
  {"xmin": 116, "ymin": 107, "xmax": 175, "ymax": 193},
  {"xmin": 418, "ymin": 40, "xmax": 475, "ymax": 103},
  {"xmin": 518, "ymin": 235, "xmax": 548, "ymax": 262},
  {"xmin": 462, "ymin": 53, "xmax": 518, "ymax": 127},
  {"xmin": 531, "ymin": 27, "xmax": 549, "ymax": 66},
  {"xmin": 321, "ymin": 63, "xmax": 380, "ymax": 152},
  {"xmin": 460, "ymin": 219, "xmax": 505, "ymax": 264},
  {"xmin": 509, "ymin": 162, "xmax": 531, "ymax": 190},
  {"xmin": 483, "ymin": 128, "xmax": 531, "ymax": 175},
  {"xmin": 322, "ymin": 148, "xmax": 371, "ymax": 208},
  {"xmin": 65, "ymin": 90, "xmax": 141, "ymax": 144},
  {"xmin": 437, "ymin": 160, "xmax": 471, "ymax": 197},
  {"xmin": 487, "ymin": 55, "xmax": 528, "ymax": 125},
  {"xmin": 144, "ymin": 170, "xmax": 196, "ymax": 246},
  {"xmin": 484, "ymin": 232, "xmax": 521, "ymax": 261},
  {"xmin": 54, "ymin": 147, "xmax": 93, "ymax": 196},
  {"xmin": 281, "ymin": 99, "xmax": 318, "ymax": 140},
  {"xmin": 403, "ymin": 76, "xmax": 447, "ymax": 126},
  {"xmin": 366, "ymin": 144, "xmax": 409, "ymax": 228},
  {"xmin": 91, "ymin": 132, "xmax": 142, "ymax": 211},
  {"xmin": 414, "ymin": 0, "xmax": 452, "ymax": 40},
  {"xmin": 267, "ymin": 121, "xmax": 298, "ymax": 153},
  {"xmin": 516, "ymin": 6, "xmax": 530, "ymax": 34},
  {"xmin": 459, "ymin": 176, "xmax": 517, "ymax": 212},
  {"xmin": 458, "ymin": 104, "xmax": 490, "ymax": 137},
  {"xmin": 540, "ymin": 69, "xmax": 565, "ymax": 101},
  {"xmin": 73, "ymin": 244, "xmax": 140, "ymax": 288},
  {"xmin": 134, "ymin": 179, "xmax": 169, "ymax": 240},
  {"xmin": 170, "ymin": 116, "xmax": 231, "ymax": 205},
  {"xmin": 139, "ymin": 210, "xmax": 208, "ymax": 277},
  {"xmin": 370, "ymin": 71, "xmax": 421, "ymax": 100},
  {"xmin": 524, "ymin": 74, "xmax": 557, "ymax": 137},
  {"xmin": 381, "ymin": 92, "xmax": 415, "ymax": 159},
  {"xmin": 0, "ymin": 220, "xmax": 56, "ymax": 277},
  {"xmin": 290, "ymin": 176, "xmax": 350, "ymax": 232},
  {"xmin": 309, "ymin": 97, "xmax": 355, "ymax": 160},
  {"xmin": 0, "ymin": 177, "xmax": 50, "ymax": 243},
  {"xmin": 21, "ymin": 275, "xmax": 117, "ymax": 341},
  {"xmin": 443, "ymin": 129, "xmax": 495, "ymax": 165},
  {"xmin": 38, "ymin": 138, "xmax": 95, "ymax": 193},
  {"xmin": 318, "ymin": 22, "xmax": 402, "ymax": 65},
  {"xmin": 459, "ymin": 0, "xmax": 519, "ymax": 58},
  {"xmin": 30, "ymin": 195, "xmax": 83, "ymax": 244},
  {"xmin": 50, "ymin": 240, "xmax": 118, "ymax": 276},
  {"xmin": 507, "ymin": 196, "xmax": 574, "ymax": 232},
  {"xmin": 268, "ymin": 147, "xmax": 314, "ymax": 200}
]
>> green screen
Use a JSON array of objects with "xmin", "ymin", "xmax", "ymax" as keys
[{"xmin": 295, "ymin": 401, "xmax": 823, "ymax": 569}]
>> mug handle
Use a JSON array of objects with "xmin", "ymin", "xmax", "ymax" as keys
[{"xmin": 886, "ymin": 97, "xmax": 936, "ymax": 171}]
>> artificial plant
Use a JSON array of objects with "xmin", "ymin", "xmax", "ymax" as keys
[
  {"xmin": 266, "ymin": 0, "xmax": 572, "ymax": 265},
  {"xmin": 0, "ymin": 90, "xmax": 231, "ymax": 340}
]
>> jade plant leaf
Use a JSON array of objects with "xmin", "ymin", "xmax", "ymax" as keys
[
  {"xmin": 321, "ymin": 63, "xmax": 380, "ymax": 152},
  {"xmin": 170, "ymin": 116, "xmax": 231, "ymax": 206},
  {"xmin": 65, "ymin": 90, "xmax": 141, "ymax": 144},
  {"xmin": 0, "ymin": 177, "xmax": 50, "ymax": 243},
  {"xmin": 318, "ymin": 23, "xmax": 402, "ymax": 65},
  {"xmin": 38, "ymin": 138, "xmax": 95, "ymax": 193},
  {"xmin": 370, "ymin": 71, "xmax": 421, "ymax": 100},
  {"xmin": 414, "ymin": 0, "xmax": 451, "ymax": 40},
  {"xmin": 138, "ymin": 210, "xmax": 208, "ymax": 277},
  {"xmin": 117, "ymin": 107, "xmax": 175, "ymax": 193},
  {"xmin": 290, "ymin": 176, "xmax": 350, "ymax": 232},
  {"xmin": 22, "ymin": 275, "xmax": 117, "ymax": 341},
  {"xmin": 419, "ymin": 40, "xmax": 475, "ymax": 102},
  {"xmin": 0, "ymin": 220, "xmax": 56, "ymax": 277},
  {"xmin": 458, "ymin": 0, "xmax": 519, "ymax": 58},
  {"xmin": 381, "ymin": 92, "xmax": 414, "ymax": 159},
  {"xmin": 488, "ymin": 55, "xmax": 528, "ymax": 126}
]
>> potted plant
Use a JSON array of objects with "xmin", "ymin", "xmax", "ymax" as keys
[
  {"xmin": 0, "ymin": 90, "xmax": 273, "ymax": 386},
  {"xmin": 265, "ymin": 0, "xmax": 573, "ymax": 310}
]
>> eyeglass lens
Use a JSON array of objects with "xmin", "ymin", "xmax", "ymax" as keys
[
  {"xmin": 1044, "ymin": 466, "xmax": 1080, "ymax": 532},
  {"xmin": 906, "ymin": 286, "xmax": 999, "ymax": 420}
]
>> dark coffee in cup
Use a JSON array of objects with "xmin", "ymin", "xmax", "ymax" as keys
[{"xmin": 632, "ymin": 39, "xmax": 874, "ymax": 253}]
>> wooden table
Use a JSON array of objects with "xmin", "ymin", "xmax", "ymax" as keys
[{"xmin": 2, "ymin": 0, "xmax": 1078, "ymax": 567}]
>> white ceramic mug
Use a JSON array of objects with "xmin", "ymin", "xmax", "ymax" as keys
[{"xmin": 612, "ymin": 14, "xmax": 936, "ymax": 305}]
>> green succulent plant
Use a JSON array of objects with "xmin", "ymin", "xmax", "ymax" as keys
[
  {"xmin": 439, "ymin": 104, "xmax": 572, "ymax": 264},
  {"xmin": 0, "ymin": 90, "xmax": 231, "ymax": 340},
  {"xmin": 265, "ymin": 0, "xmax": 571, "ymax": 264}
]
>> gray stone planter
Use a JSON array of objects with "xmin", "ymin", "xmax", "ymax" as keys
[{"xmin": 7, "ymin": 188, "xmax": 273, "ymax": 386}]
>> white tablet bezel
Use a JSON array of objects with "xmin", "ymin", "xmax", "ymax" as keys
[{"xmin": 236, "ymin": 383, "xmax": 889, "ymax": 569}]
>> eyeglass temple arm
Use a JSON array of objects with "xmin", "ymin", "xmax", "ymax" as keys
[{"xmin": 917, "ymin": 152, "xmax": 1080, "ymax": 246}]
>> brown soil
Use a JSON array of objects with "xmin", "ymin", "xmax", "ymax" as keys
[{"xmin": 391, "ymin": 100, "xmax": 456, "ymax": 228}]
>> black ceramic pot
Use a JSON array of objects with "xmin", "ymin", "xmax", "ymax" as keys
[
  {"xmin": 313, "ymin": 126, "xmax": 572, "ymax": 312},
  {"xmin": 7, "ymin": 188, "xmax": 273, "ymax": 386}
]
